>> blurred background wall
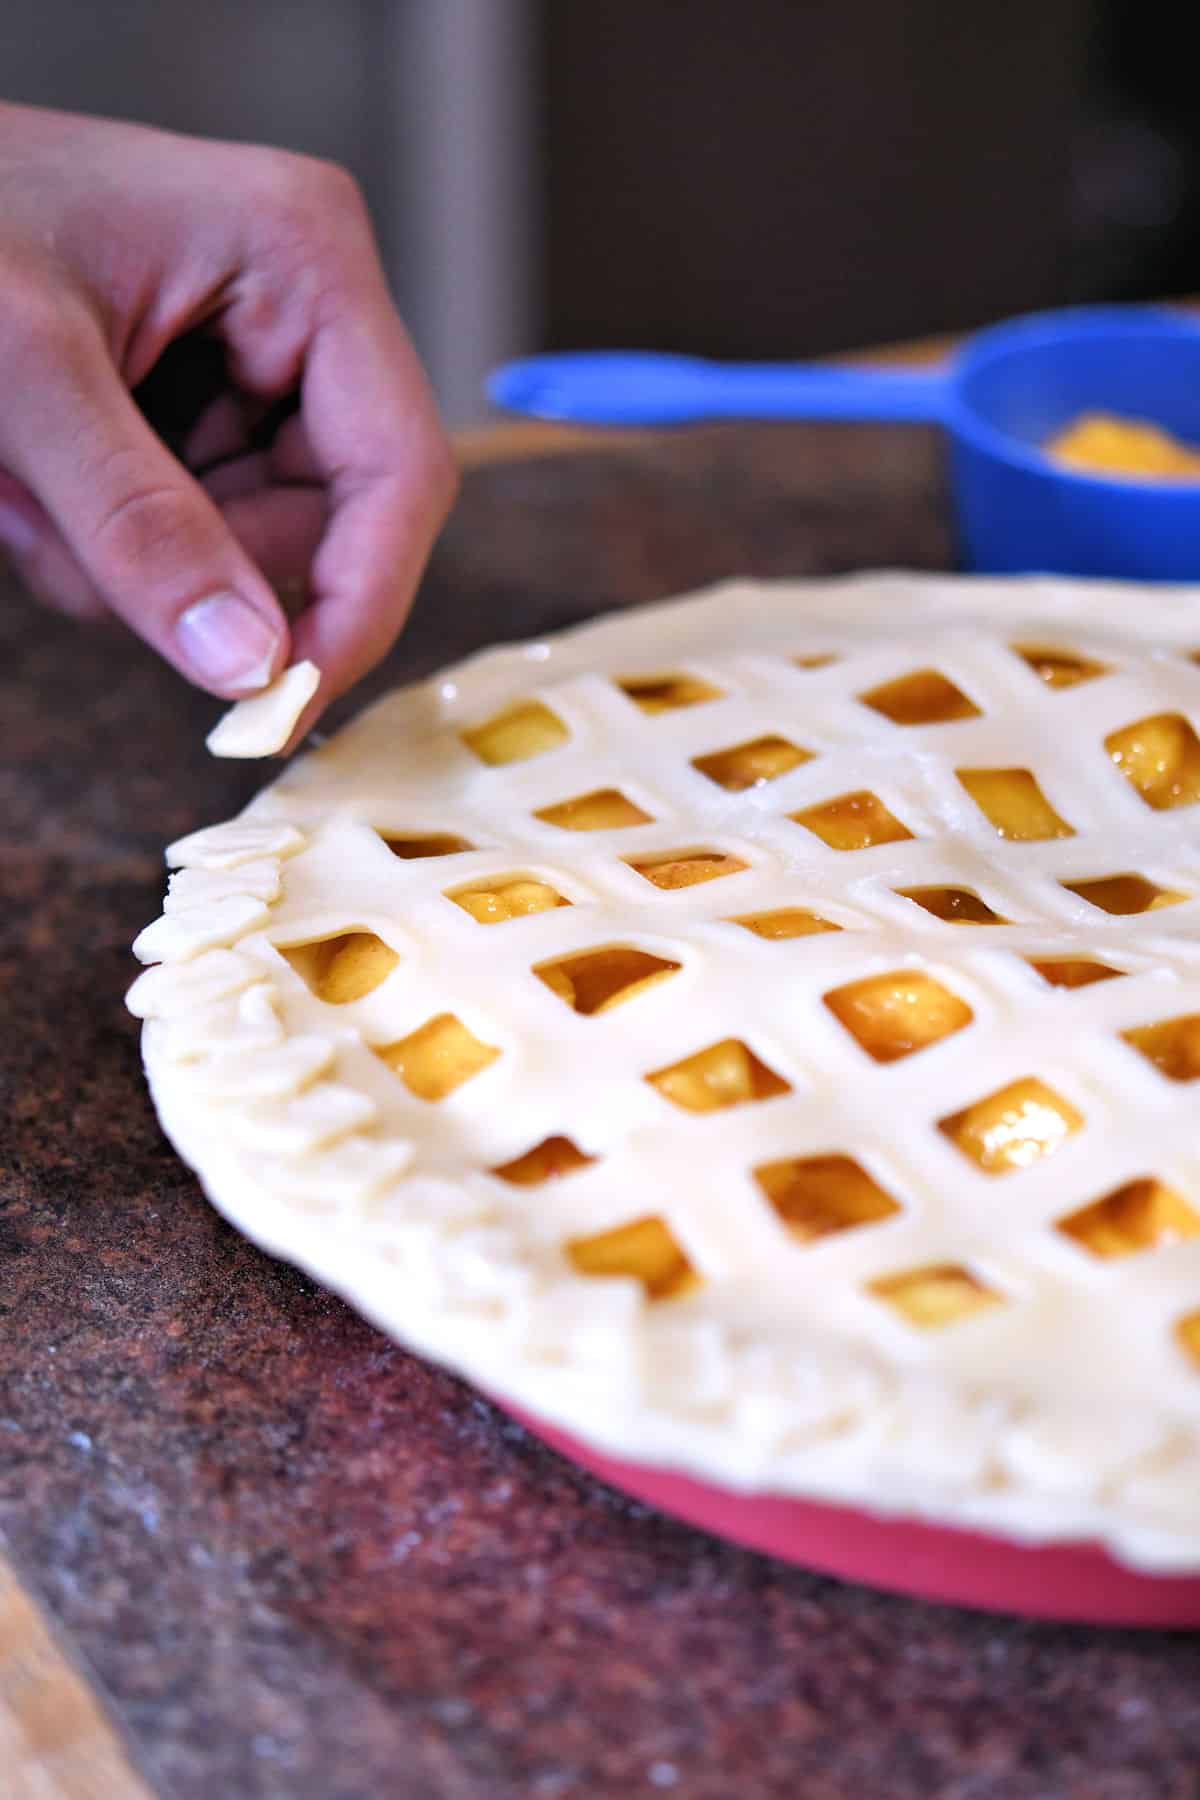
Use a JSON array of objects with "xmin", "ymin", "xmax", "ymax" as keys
[{"xmin": 2, "ymin": 0, "xmax": 1199, "ymax": 421}]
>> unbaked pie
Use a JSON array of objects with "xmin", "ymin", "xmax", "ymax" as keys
[{"xmin": 128, "ymin": 574, "xmax": 1200, "ymax": 1575}]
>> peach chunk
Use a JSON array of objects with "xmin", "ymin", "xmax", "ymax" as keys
[
  {"xmin": 1175, "ymin": 1312, "xmax": 1200, "ymax": 1367},
  {"xmin": 452, "ymin": 879, "xmax": 567, "ymax": 924},
  {"xmin": 791, "ymin": 791, "xmax": 912, "ymax": 851},
  {"xmin": 1047, "ymin": 412, "xmax": 1200, "ymax": 478},
  {"xmin": 374, "ymin": 1014, "xmax": 500, "ymax": 1100},
  {"xmin": 462, "ymin": 700, "xmax": 568, "ymax": 765},
  {"xmin": 939, "ymin": 1077, "xmax": 1083, "ymax": 1174},
  {"xmin": 692, "ymin": 735, "xmax": 812, "ymax": 791},
  {"xmin": 567, "ymin": 1215, "xmax": 699, "ymax": 1299},
  {"xmin": 1122, "ymin": 1014, "xmax": 1200, "ymax": 1083},
  {"xmin": 383, "ymin": 832, "xmax": 474, "ymax": 859},
  {"xmin": 754, "ymin": 1154, "xmax": 900, "ymax": 1242},
  {"xmin": 1062, "ymin": 874, "xmax": 1184, "ymax": 916},
  {"xmin": 282, "ymin": 932, "xmax": 399, "ymax": 1003},
  {"xmin": 616, "ymin": 672, "xmax": 722, "ymax": 713},
  {"xmin": 1105, "ymin": 713, "xmax": 1200, "ymax": 810},
  {"xmin": 536, "ymin": 789, "xmax": 652, "ymax": 830},
  {"xmin": 1058, "ymin": 1178, "xmax": 1200, "ymax": 1259},
  {"xmin": 628, "ymin": 850, "xmax": 746, "ymax": 890},
  {"xmin": 859, "ymin": 669, "xmax": 979, "ymax": 726},
  {"xmin": 1013, "ymin": 644, "xmax": 1107, "ymax": 689},
  {"xmin": 731, "ymin": 908, "xmax": 840, "ymax": 940},
  {"xmin": 869, "ymin": 1263, "xmax": 1002, "ymax": 1329},
  {"xmin": 536, "ymin": 947, "xmax": 680, "ymax": 1015},
  {"xmin": 1028, "ymin": 957, "xmax": 1122, "ymax": 990},
  {"xmin": 493, "ymin": 1135, "xmax": 595, "ymax": 1186},
  {"xmin": 897, "ymin": 886, "xmax": 1007, "ymax": 925},
  {"xmin": 824, "ymin": 970, "xmax": 972, "ymax": 1063},
  {"xmin": 648, "ymin": 1039, "xmax": 789, "ymax": 1112},
  {"xmin": 956, "ymin": 768, "xmax": 1073, "ymax": 840}
]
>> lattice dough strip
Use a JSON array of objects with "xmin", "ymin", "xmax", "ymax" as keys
[
  {"xmin": 260, "ymin": 900, "xmax": 1200, "ymax": 1238},
  {"xmin": 264, "ymin": 860, "xmax": 1200, "ymax": 1303},
  {"xmin": 269, "ymin": 900, "xmax": 1200, "ymax": 1224}
]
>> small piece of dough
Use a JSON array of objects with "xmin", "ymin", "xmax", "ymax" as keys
[{"xmin": 206, "ymin": 661, "xmax": 321, "ymax": 759}]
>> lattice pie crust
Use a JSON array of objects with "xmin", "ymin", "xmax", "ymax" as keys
[{"xmin": 129, "ymin": 574, "xmax": 1200, "ymax": 1570}]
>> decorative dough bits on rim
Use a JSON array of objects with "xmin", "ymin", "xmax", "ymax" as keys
[{"xmin": 129, "ymin": 573, "xmax": 1200, "ymax": 1572}]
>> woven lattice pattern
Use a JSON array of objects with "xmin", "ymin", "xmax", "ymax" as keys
[{"xmin": 128, "ymin": 576, "xmax": 1200, "ymax": 1567}]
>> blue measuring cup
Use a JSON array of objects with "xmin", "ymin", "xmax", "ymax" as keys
[{"xmin": 489, "ymin": 306, "xmax": 1200, "ymax": 581}]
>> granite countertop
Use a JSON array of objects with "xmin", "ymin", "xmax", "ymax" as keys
[{"xmin": 2, "ymin": 421, "xmax": 1199, "ymax": 1799}]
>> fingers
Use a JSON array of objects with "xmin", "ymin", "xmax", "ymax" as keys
[
  {"xmin": 0, "ymin": 145, "xmax": 453, "ymax": 721},
  {"xmin": 0, "ymin": 484, "xmax": 108, "ymax": 620},
  {"xmin": 218, "ymin": 485, "xmax": 327, "ymax": 598},
  {"xmin": 0, "ymin": 301, "xmax": 290, "ymax": 696},
  {"xmin": 220, "ymin": 169, "xmax": 456, "ymax": 717},
  {"xmin": 0, "ymin": 451, "xmax": 325, "ymax": 629},
  {"xmin": 179, "ymin": 392, "xmax": 249, "ymax": 472},
  {"xmin": 288, "ymin": 290, "xmax": 456, "ymax": 711}
]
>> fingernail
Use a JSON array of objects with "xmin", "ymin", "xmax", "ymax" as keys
[{"xmin": 176, "ymin": 593, "xmax": 281, "ymax": 691}]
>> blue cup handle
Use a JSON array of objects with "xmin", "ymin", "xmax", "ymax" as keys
[{"xmin": 487, "ymin": 350, "xmax": 950, "ymax": 427}]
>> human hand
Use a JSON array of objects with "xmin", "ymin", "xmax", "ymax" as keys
[{"xmin": 0, "ymin": 102, "xmax": 456, "ymax": 725}]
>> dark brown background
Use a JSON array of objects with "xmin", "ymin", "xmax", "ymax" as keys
[
  {"xmin": 3, "ymin": 424, "xmax": 1200, "ymax": 1799},
  {"xmin": 542, "ymin": 1, "xmax": 1090, "ymax": 358}
]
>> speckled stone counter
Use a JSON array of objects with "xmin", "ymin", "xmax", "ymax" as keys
[{"xmin": 3, "ymin": 422, "xmax": 1199, "ymax": 1799}]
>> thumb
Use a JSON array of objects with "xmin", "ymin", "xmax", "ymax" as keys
[{"xmin": 1, "ymin": 306, "xmax": 289, "ymax": 695}]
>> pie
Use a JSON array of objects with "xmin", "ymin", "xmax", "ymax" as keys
[{"xmin": 128, "ymin": 573, "xmax": 1200, "ymax": 1585}]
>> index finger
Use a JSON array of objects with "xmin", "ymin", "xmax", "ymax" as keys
[{"xmin": 282, "ymin": 266, "xmax": 457, "ymax": 720}]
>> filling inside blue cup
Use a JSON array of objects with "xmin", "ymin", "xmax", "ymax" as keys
[{"xmin": 952, "ymin": 308, "xmax": 1200, "ymax": 474}]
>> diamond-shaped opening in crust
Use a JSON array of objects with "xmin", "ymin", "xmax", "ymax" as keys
[
  {"xmin": 1027, "ymin": 956, "xmax": 1125, "ymax": 990},
  {"xmin": 868, "ymin": 1263, "xmax": 1004, "ymax": 1329},
  {"xmin": 858, "ymin": 668, "xmax": 980, "ymax": 726},
  {"xmin": 1122, "ymin": 1014, "xmax": 1200, "ymax": 1083},
  {"xmin": 824, "ymin": 970, "xmax": 973, "ymax": 1064},
  {"xmin": 791, "ymin": 790, "xmax": 913, "ymax": 851},
  {"xmin": 373, "ymin": 1013, "xmax": 500, "ymax": 1100},
  {"xmin": 692, "ymin": 734, "xmax": 813, "ymax": 792},
  {"xmin": 535, "ymin": 788, "xmax": 653, "ymax": 831},
  {"xmin": 897, "ymin": 885, "xmax": 1008, "ymax": 925},
  {"xmin": 647, "ymin": 1038, "xmax": 791, "ymax": 1113},
  {"xmin": 956, "ymin": 767, "xmax": 1075, "ymax": 841},
  {"xmin": 281, "ymin": 932, "xmax": 399, "ymax": 1004},
  {"xmin": 730, "ymin": 907, "xmax": 841, "ymax": 940},
  {"xmin": 1057, "ymin": 1177, "xmax": 1200, "ymax": 1260},
  {"xmin": 754, "ymin": 1154, "xmax": 901, "ymax": 1243},
  {"xmin": 535, "ymin": 946, "xmax": 680, "ymax": 1016},
  {"xmin": 567, "ymin": 1215, "xmax": 700, "ymax": 1300},
  {"xmin": 793, "ymin": 652, "xmax": 838, "ymax": 670},
  {"xmin": 626, "ymin": 848, "xmax": 748, "ymax": 890},
  {"xmin": 461, "ymin": 699, "xmax": 568, "ymax": 766},
  {"xmin": 1061, "ymin": 873, "xmax": 1185, "ymax": 916},
  {"xmin": 1175, "ymin": 1311, "xmax": 1200, "ymax": 1367},
  {"xmin": 615, "ymin": 672, "xmax": 723, "ymax": 713},
  {"xmin": 1012, "ymin": 644, "xmax": 1108, "ymax": 690},
  {"xmin": 1105, "ymin": 712, "xmax": 1200, "ymax": 811},
  {"xmin": 449, "ymin": 876, "xmax": 570, "ymax": 924},
  {"xmin": 939, "ymin": 1076, "xmax": 1083, "ymax": 1174},
  {"xmin": 382, "ymin": 831, "xmax": 476, "ymax": 859},
  {"xmin": 492, "ymin": 1135, "xmax": 596, "ymax": 1186}
]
